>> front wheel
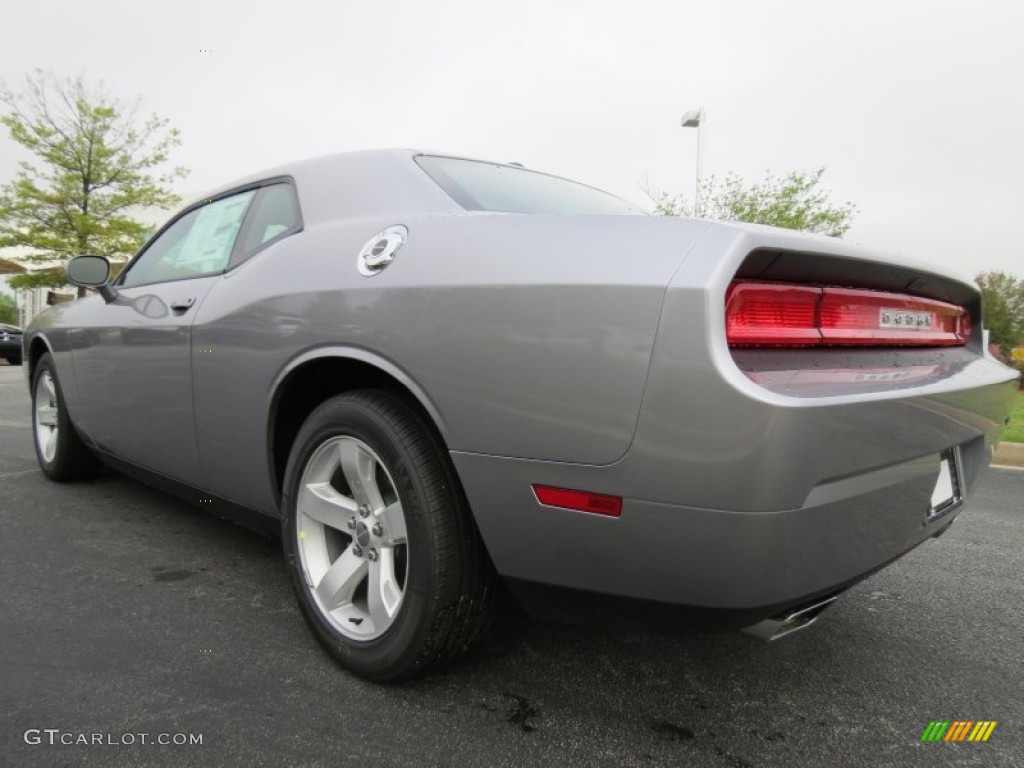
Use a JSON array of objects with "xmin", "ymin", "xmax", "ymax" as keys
[
  {"xmin": 281, "ymin": 390, "xmax": 494, "ymax": 682},
  {"xmin": 31, "ymin": 353, "xmax": 102, "ymax": 480}
]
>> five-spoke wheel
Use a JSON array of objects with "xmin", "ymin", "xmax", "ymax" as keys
[
  {"xmin": 30, "ymin": 352, "xmax": 102, "ymax": 480},
  {"xmin": 296, "ymin": 436, "xmax": 409, "ymax": 640},
  {"xmin": 282, "ymin": 390, "xmax": 494, "ymax": 682},
  {"xmin": 34, "ymin": 369, "xmax": 60, "ymax": 463}
]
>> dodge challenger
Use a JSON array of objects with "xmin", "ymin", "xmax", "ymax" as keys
[{"xmin": 23, "ymin": 150, "xmax": 1020, "ymax": 681}]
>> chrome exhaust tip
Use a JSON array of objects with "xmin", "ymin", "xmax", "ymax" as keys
[{"xmin": 741, "ymin": 593, "xmax": 842, "ymax": 642}]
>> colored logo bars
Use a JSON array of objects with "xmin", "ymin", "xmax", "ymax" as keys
[{"xmin": 920, "ymin": 721, "xmax": 997, "ymax": 742}]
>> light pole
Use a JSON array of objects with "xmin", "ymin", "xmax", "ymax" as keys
[{"xmin": 681, "ymin": 107, "xmax": 704, "ymax": 216}]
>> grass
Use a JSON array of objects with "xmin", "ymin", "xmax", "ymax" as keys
[{"xmin": 1005, "ymin": 393, "xmax": 1024, "ymax": 443}]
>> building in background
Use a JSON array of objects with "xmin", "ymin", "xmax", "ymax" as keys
[
  {"xmin": 0, "ymin": 203, "xmax": 175, "ymax": 327},
  {"xmin": 0, "ymin": 248, "xmax": 76, "ymax": 327}
]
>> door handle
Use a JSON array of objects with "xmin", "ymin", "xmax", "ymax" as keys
[{"xmin": 170, "ymin": 297, "xmax": 195, "ymax": 313}]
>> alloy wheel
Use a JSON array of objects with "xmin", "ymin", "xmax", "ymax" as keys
[
  {"xmin": 295, "ymin": 435, "xmax": 409, "ymax": 641},
  {"xmin": 35, "ymin": 370, "xmax": 59, "ymax": 463}
]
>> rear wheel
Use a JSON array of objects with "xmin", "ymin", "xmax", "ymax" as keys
[
  {"xmin": 6, "ymin": 355, "xmax": 21, "ymax": 366},
  {"xmin": 281, "ymin": 390, "xmax": 494, "ymax": 681},
  {"xmin": 32, "ymin": 353, "xmax": 102, "ymax": 480}
]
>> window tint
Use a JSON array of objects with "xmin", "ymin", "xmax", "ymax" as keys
[
  {"xmin": 415, "ymin": 156, "xmax": 645, "ymax": 216},
  {"xmin": 235, "ymin": 183, "xmax": 301, "ymax": 264},
  {"xmin": 120, "ymin": 191, "xmax": 256, "ymax": 288}
]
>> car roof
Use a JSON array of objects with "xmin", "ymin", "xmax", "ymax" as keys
[{"xmin": 195, "ymin": 149, "xmax": 464, "ymax": 225}]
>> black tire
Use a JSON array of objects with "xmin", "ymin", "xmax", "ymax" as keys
[
  {"xmin": 281, "ymin": 390, "xmax": 494, "ymax": 682},
  {"xmin": 6, "ymin": 355, "xmax": 22, "ymax": 366},
  {"xmin": 31, "ymin": 353, "xmax": 102, "ymax": 481}
]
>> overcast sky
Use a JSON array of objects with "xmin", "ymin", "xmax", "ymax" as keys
[{"xmin": 1, "ymin": 0, "xmax": 1022, "ymax": 285}]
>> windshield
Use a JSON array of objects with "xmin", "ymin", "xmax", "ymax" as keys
[{"xmin": 415, "ymin": 155, "xmax": 646, "ymax": 216}]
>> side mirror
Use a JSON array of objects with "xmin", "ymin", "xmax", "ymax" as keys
[{"xmin": 67, "ymin": 255, "xmax": 117, "ymax": 303}]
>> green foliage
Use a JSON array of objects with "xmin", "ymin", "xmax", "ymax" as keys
[
  {"xmin": 0, "ymin": 70, "xmax": 187, "ymax": 290},
  {"xmin": 0, "ymin": 292, "xmax": 17, "ymax": 324},
  {"xmin": 650, "ymin": 168, "xmax": 858, "ymax": 238},
  {"xmin": 975, "ymin": 271, "xmax": 1024, "ymax": 357},
  {"xmin": 1004, "ymin": 394, "xmax": 1024, "ymax": 442}
]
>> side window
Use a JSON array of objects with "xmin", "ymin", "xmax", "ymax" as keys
[
  {"xmin": 233, "ymin": 183, "xmax": 302, "ymax": 267},
  {"xmin": 120, "ymin": 191, "xmax": 256, "ymax": 288}
]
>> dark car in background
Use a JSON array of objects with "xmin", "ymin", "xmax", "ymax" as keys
[{"xmin": 1, "ymin": 323, "xmax": 23, "ymax": 365}]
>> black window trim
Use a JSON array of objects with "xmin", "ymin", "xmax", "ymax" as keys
[{"xmin": 114, "ymin": 175, "xmax": 302, "ymax": 289}]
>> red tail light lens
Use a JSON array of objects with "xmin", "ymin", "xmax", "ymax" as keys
[
  {"xmin": 725, "ymin": 283, "xmax": 822, "ymax": 346},
  {"xmin": 726, "ymin": 281, "xmax": 971, "ymax": 348},
  {"xmin": 819, "ymin": 287, "xmax": 970, "ymax": 346}
]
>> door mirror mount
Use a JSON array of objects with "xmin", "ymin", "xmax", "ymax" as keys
[{"xmin": 67, "ymin": 255, "xmax": 118, "ymax": 303}]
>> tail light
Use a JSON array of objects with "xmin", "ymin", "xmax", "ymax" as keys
[{"xmin": 726, "ymin": 281, "xmax": 971, "ymax": 348}]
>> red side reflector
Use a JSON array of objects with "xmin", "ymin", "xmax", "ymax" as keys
[
  {"xmin": 726, "ymin": 281, "xmax": 971, "ymax": 348},
  {"xmin": 532, "ymin": 485, "xmax": 622, "ymax": 517}
]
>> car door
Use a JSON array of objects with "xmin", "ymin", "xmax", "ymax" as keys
[
  {"xmin": 190, "ymin": 182, "xmax": 304, "ymax": 511},
  {"xmin": 71, "ymin": 190, "xmax": 257, "ymax": 485}
]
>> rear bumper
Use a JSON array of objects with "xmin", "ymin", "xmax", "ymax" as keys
[
  {"xmin": 453, "ymin": 324, "xmax": 1016, "ymax": 622},
  {"xmin": 453, "ymin": 433, "xmax": 991, "ymax": 616}
]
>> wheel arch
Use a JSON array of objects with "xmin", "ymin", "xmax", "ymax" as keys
[
  {"xmin": 27, "ymin": 334, "xmax": 54, "ymax": 382},
  {"xmin": 266, "ymin": 347, "xmax": 451, "ymax": 507}
]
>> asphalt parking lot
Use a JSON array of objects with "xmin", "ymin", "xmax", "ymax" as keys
[{"xmin": 1, "ymin": 362, "xmax": 1022, "ymax": 768}]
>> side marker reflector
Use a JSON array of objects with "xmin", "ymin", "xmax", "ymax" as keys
[{"xmin": 532, "ymin": 485, "xmax": 622, "ymax": 517}]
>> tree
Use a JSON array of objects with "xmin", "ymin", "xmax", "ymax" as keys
[
  {"xmin": 975, "ymin": 271, "xmax": 1024, "ymax": 356},
  {"xmin": 0, "ymin": 70, "xmax": 187, "ymax": 293},
  {"xmin": 0, "ymin": 292, "xmax": 17, "ymax": 324},
  {"xmin": 648, "ymin": 167, "xmax": 857, "ymax": 238}
]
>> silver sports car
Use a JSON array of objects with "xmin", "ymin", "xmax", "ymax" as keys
[{"xmin": 24, "ymin": 150, "xmax": 1019, "ymax": 681}]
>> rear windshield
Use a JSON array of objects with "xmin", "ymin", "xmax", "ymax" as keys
[{"xmin": 415, "ymin": 155, "xmax": 645, "ymax": 216}]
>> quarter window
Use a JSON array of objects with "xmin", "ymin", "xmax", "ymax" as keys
[
  {"xmin": 120, "ymin": 191, "xmax": 256, "ymax": 288},
  {"xmin": 234, "ymin": 183, "xmax": 302, "ymax": 265}
]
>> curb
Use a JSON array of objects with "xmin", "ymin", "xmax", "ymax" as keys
[{"xmin": 993, "ymin": 441, "xmax": 1024, "ymax": 469}]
